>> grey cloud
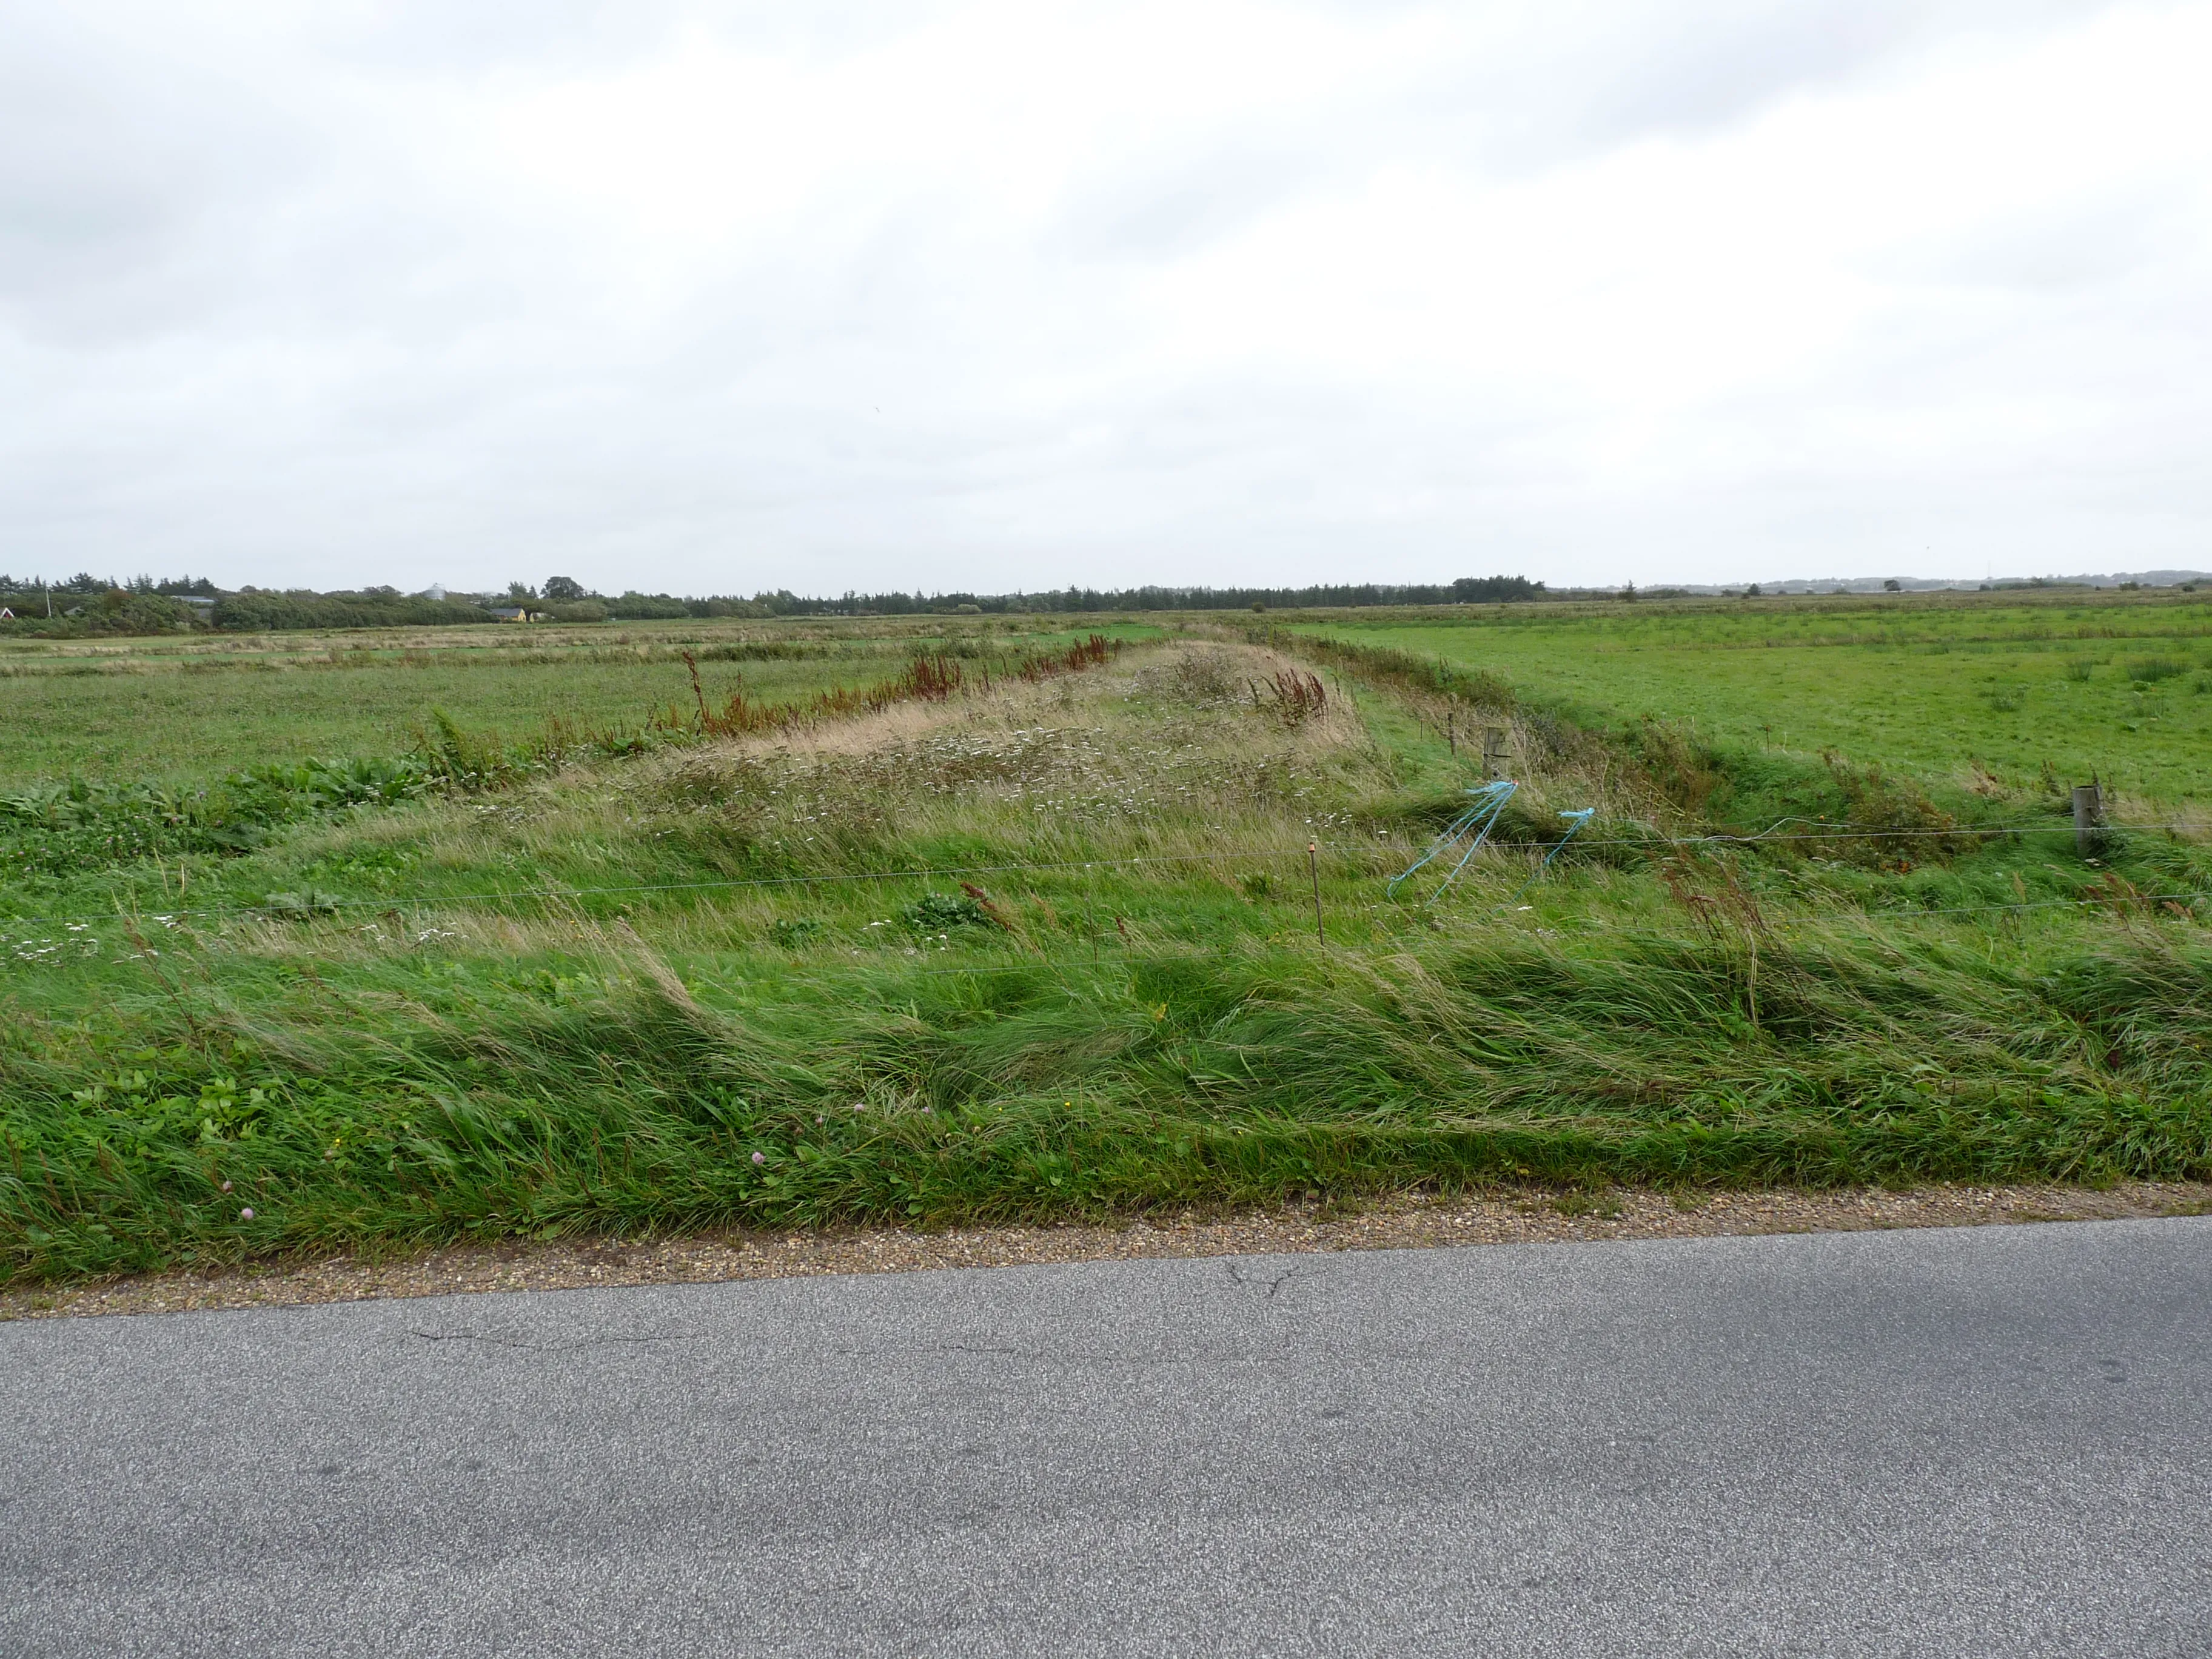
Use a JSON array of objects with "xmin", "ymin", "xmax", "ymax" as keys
[
  {"xmin": 312, "ymin": 0, "xmax": 963, "ymax": 75},
  {"xmin": 0, "ymin": 15, "xmax": 318, "ymax": 338},
  {"xmin": 0, "ymin": 0, "xmax": 2202, "ymax": 595},
  {"xmin": 1042, "ymin": 0, "xmax": 2139, "ymax": 289},
  {"xmin": 1917, "ymin": 191, "xmax": 2193, "ymax": 293},
  {"xmin": 1560, "ymin": 1, "xmax": 1924, "ymax": 144},
  {"xmin": 1056, "ymin": 145, "xmax": 1329, "ymax": 260},
  {"xmin": 1405, "ymin": 0, "xmax": 2133, "ymax": 174},
  {"xmin": 308, "ymin": 0, "xmax": 689, "ymax": 73}
]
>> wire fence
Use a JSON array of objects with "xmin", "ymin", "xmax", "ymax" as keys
[{"xmin": 1, "ymin": 816, "xmax": 2204, "ymax": 935}]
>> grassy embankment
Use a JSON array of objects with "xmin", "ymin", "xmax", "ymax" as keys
[{"xmin": 2, "ymin": 602, "xmax": 2209, "ymax": 1285}]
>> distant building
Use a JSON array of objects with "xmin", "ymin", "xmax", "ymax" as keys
[{"xmin": 488, "ymin": 606, "xmax": 534, "ymax": 622}]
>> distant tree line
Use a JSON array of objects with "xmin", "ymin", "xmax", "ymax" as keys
[
  {"xmin": 0, "ymin": 572, "xmax": 221, "ymax": 598},
  {"xmin": 431, "ymin": 573, "xmax": 1550, "ymax": 622},
  {"xmin": 1, "ymin": 571, "xmax": 1546, "ymax": 637},
  {"xmin": 0, "ymin": 574, "xmax": 223, "ymax": 636},
  {"xmin": 209, "ymin": 589, "xmax": 500, "ymax": 631},
  {"xmin": 748, "ymin": 575, "xmax": 1546, "ymax": 615}
]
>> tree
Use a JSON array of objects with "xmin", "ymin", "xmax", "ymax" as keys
[
  {"xmin": 1450, "ymin": 575, "xmax": 1543, "ymax": 603},
  {"xmin": 543, "ymin": 575, "xmax": 586, "ymax": 602},
  {"xmin": 1883, "ymin": 578, "xmax": 1902, "ymax": 592},
  {"xmin": 505, "ymin": 580, "xmax": 539, "ymax": 603},
  {"xmin": 1744, "ymin": 583, "xmax": 1762, "ymax": 597}
]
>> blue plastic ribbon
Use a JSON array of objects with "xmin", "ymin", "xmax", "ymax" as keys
[
  {"xmin": 1390, "ymin": 786, "xmax": 1598, "ymax": 911},
  {"xmin": 1389, "ymin": 780, "xmax": 1520, "ymax": 905},
  {"xmin": 1492, "ymin": 808, "xmax": 1596, "ymax": 914}
]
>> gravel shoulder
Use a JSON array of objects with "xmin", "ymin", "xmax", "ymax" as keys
[{"xmin": 7, "ymin": 1179, "xmax": 2208, "ymax": 1321}]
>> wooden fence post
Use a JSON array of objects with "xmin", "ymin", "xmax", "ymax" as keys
[
  {"xmin": 2073, "ymin": 783, "xmax": 2103, "ymax": 856},
  {"xmin": 1482, "ymin": 726, "xmax": 1510, "ymax": 780}
]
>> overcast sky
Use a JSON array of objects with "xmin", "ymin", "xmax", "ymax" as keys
[{"xmin": 3, "ymin": 1, "xmax": 2207, "ymax": 595}]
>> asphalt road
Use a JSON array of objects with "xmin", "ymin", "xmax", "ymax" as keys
[{"xmin": 5, "ymin": 1218, "xmax": 2210, "ymax": 1657}]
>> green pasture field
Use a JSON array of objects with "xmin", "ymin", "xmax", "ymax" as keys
[
  {"xmin": 2, "ymin": 609, "xmax": 2210, "ymax": 1289},
  {"xmin": 1296, "ymin": 590, "xmax": 2212, "ymax": 811},
  {"xmin": 0, "ymin": 616, "xmax": 1154, "ymax": 786}
]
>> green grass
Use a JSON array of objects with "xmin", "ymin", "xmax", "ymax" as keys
[
  {"xmin": 1296, "ymin": 590, "xmax": 2212, "ymax": 809},
  {"xmin": 0, "ymin": 617, "xmax": 1159, "ymax": 786},
  {"xmin": 2, "ymin": 603, "xmax": 2209, "ymax": 1287},
  {"xmin": 14, "ymin": 914, "xmax": 2208, "ymax": 1285},
  {"xmin": 3, "ymin": 621, "xmax": 2210, "ymax": 1287}
]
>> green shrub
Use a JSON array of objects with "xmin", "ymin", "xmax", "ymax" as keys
[
  {"xmin": 2125, "ymin": 657, "xmax": 2187, "ymax": 683},
  {"xmin": 212, "ymin": 592, "xmax": 492, "ymax": 631},
  {"xmin": 0, "ymin": 757, "xmax": 432, "ymax": 879},
  {"xmin": 901, "ymin": 891, "xmax": 991, "ymax": 933}
]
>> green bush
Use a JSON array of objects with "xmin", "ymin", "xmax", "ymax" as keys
[
  {"xmin": 2125, "ymin": 657, "xmax": 2188, "ymax": 684},
  {"xmin": 901, "ymin": 891, "xmax": 991, "ymax": 933},
  {"xmin": 212, "ymin": 592, "xmax": 494, "ymax": 631},
  {"xmin": 606, "ymin": 592, "xmax": 692, "ymax": 620},
  {"xmin": 0, "ymin": 757, "xmax": 432, "ymax": 879},
  {"xmin": 0, "ymin": 591, "xmax": 203, "ymax": 639}
]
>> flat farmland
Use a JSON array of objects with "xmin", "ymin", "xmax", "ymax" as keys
[
  {"xmin": 0, "ymin": 618, "xmax": 1148, "ymax": 786},
  {"xmin": 1301, "ymin": 592, "xmax": 2212, "ymax": 809}
]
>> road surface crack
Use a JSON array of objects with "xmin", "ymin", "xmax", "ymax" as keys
[
  {"xmin": 409, "ymin": 1327, "xmax": 706, "ymax": 1352},
  {"xmin": 1224, "ymin": 1260, "xmax": 1296, "ymax": 1299}
]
